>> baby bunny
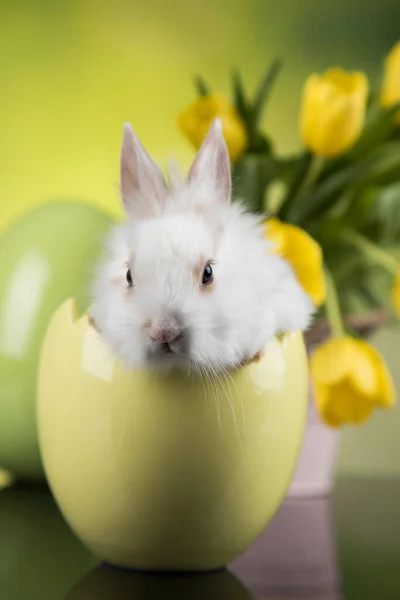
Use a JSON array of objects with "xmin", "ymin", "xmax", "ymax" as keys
[{"xmin": 90, "ymin": 119, "xmax": 313, "ymax": 374}]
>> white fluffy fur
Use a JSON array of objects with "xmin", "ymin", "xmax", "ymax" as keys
[{"xmin": 90, "ymin": 121, "xmax": 314, "ymax": 374}]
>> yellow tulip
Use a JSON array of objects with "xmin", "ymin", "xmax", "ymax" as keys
[
  {"xmin": 300, "ymin": 67, "xmax": 368, "ymax": 157},
  {"xmin": 393, "ymin": 270, "xmax": 400, "ymax": 316},
  {"xmin": 0, "ymin": 468, "xmax": 12, "ymax": 489},
  {"xmin": 265, "ymin": 217, "xmax": 325, "ymax": 306},
  {"xmin": 381, "ymin": 41, "xmax": 400, "ymax": 121},
  {"xmin": 178, "ymin": 93, "xmax": 248, "ymax": 162},
  {"xmin": 311, "ymin": 336, "xmax": 396, "ymax": 427}
]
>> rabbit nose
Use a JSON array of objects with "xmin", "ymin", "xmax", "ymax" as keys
[{"xmin": 149, "ymin": 316, "xmax": 183, "ymax": 344}]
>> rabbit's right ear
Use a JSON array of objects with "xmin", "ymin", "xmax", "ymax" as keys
[
  {"xmin": 120, "ymin": 123, "xmax": 168, "ymax": 217},
  {"xmin": 187, "ymin": 118, "xmax": 231, "ymax": 204}
]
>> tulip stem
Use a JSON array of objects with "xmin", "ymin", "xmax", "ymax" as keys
[
  {"xmin": 341, "ymin": 229, "xmax": 399, "ymax": 274},
  {"xmin": 302, "ymin": 155, "xmax": 325, "ymax": 195},
  {"xmin": 285, "ymin": 154, "xmax": 325, "ymax": 221},
  {"xmin": 324, "ymin": 267, "xmax": 345, "ymax": 337}
]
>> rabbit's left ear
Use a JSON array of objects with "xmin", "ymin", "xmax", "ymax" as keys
[
  {"xmin": 187, "ymin": 119, "xmax": 231, "ymax": 203},
  {"xmin": 120, "ymin": 123, "xmax": 168, "ymax": 217}
]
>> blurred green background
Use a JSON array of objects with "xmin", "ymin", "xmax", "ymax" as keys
[{"xmin": 1, "ymin": 0, "xmax": 399, "ymax": 477}]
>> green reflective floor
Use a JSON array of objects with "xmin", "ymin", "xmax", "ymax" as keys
[{"xmin": 0, "ymin": 477, "xmax": 399, "ymax": 599}]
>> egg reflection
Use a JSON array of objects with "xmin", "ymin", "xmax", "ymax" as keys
[
  {"xmin": 231, "ymin": 496, "xmax": 342, "ymax": 599},
  {"xmin": 66, "ymin": 566, "xmax": 254, "ymax": 600}
]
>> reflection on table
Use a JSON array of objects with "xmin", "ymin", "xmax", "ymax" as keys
[
  {"xmin": 231, "ymin": 495, "xmax": 342, "ymax": 599},
  {"xmin": 66, "ymin": 566, "xmax": 254, "ymax": 599},
  {"xmin": 0, "ymin": 482, "xmax": 97, "ymax": 600},
  {"xmin": 1, "ymin": 477, "xmax": 400, "ymax": 599},
  {"xmin": 0, "ymin": 478, "xmax": 342, "ymax": 600}
]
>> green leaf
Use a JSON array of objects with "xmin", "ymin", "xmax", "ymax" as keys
[
  {"xmin": 374, "ymin": 182, "xmax": 400, "ymax": 240},
  {"xmin": 246, "ymin": 131, "xmax": 273, "ymax": 154},
  {"xmin": 251, "ymin": 57, "xmax": 283, "ymax": 129},
  {"xmin": 343, "ymin": 186, "xmax": 380, "ymax": 229},
  {"xmin": 330, "ymin": 252, "xmax": 365, "ymax": 287},
  {"xmin": 297, "ymin": 141, "xmax": 400, "ymax": 225},
  {"xmin": 194, "ymin": 76, "xmax": 210, "ymax": 96},
  {"xmin": 355, "ymin": 279, "xmax": 385, "ymax": 311},
  {"xmin": 386, "ymin": 246, "xmax": 400, "ymax": 260},
  {"xmin": 232, "ymin": 153, "xmax": 280, "ymax": 213},
  {"xmin": 231, "ymin": 70, "xmax": 249, "ymax": 123},
  {"xmin": 290, "ymin": 158, "xmax": 373, "ymax": 224},
  {"xmin": 276, "ymin": 154, "xmax": 302, "ymax": 176},
  {"xmin": 365, "ymin": 267, "xmax": 394, "ymax": 307},
  {"xmin": 348, "ymin": 102, "xmax": 400, "ymax": 160},
  {"xmin": 276, "ymin": 152, "xmax": 312, "ymax": 221},
  {"xmin": 365, "ymin": 140, "xmax": 400, "ymax": 184},
  {"xmin": 366, "ymin": 89, "xmax": 379, "ymax": 110},
  {"xmin": 390, "ymin": 127, "xmax": 400, "ymax": 142},
  {"xmin": 231, "ymin": 68, "xmax": 278, "ymax": 154}
]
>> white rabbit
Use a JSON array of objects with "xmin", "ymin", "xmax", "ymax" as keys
[{"xmin": 90, "ymin": 119, "xmax": 314, "ymax": 374}]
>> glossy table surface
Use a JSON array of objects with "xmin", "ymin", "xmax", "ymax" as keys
[{"xmin": 0, "ymin": 476, "xmax": 399, "ymax": 599}]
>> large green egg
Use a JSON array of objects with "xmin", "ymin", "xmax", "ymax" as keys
[{"xmin": 0, "ymin": 201, "xmax": 113, "ymax": 479}]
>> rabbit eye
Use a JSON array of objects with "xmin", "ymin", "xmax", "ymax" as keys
[
  {"xmin": 202, "ymin": 263, "xmax": 213, "ymax": 285},
  {"xmin": 126, "ymin": 268, "xmax": 133, "ymax": 287}
]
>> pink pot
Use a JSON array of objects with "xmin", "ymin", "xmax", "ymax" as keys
[
  {"xmin": 287, "ymin": 385, "xmax": 340, "ymax": 498},
  {"xmin": 288, "ymin": 311, "xmax": 385, "ymax": 499}
]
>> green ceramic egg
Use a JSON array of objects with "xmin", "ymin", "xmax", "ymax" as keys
[
  {"xmin": 0, "ymin": 201, "xmax": 113, "ymax": 479},
  {"xmin": 37, "ymin": 298, "xmax": 308, "ymax": 571}
]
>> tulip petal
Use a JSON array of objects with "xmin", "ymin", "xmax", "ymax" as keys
[
  {"xmin": 178, "ymin": 93, "xmax": 248, "ymax": 162},
  {"xmin": 381, "ymin": 41, "xmax": 400, "ymax": 116},
  {"xmin": 300, "ymin": 68, "xmax": 368, "ymax": 157},
  {"xmin": 311, "ymin": 336, "xmax": 396, "ymax": 427},
  {"xmin": 300, "ymin": 75, "xmax": 323, "ymax": 153},
  {"xmin": 377, "ymin": 360, "xmax": 397, "ymax": 408},
  {"xmin": 311, "ymin": 337, "xmax": 357, "ymax": 385},
  {"xmin": 347, "ymin": 340, "xmax": 379, "ymax": 397},
  {"xmin": 264, "ymin": 218, "xmax": 286, "ymax": 252},
  {"xmin": 313, "ymin": 382, "xmax": 341, "ymax": 427},
  {"xmin": 314, "ymin": 93, "xmax": 365, "ymax": 157},
  {"xmin": 276, "ymin": 222, "xmax": 325, "ymax": 306},
  {"xmin": 357, "ymin": 340, "xmax": 396, "ymax": 408},
  {"xmin": 393, "ymin": 271, "xmax": 400, "ymax": 317},
  {"xmin": 325, "ymin": 68, "xmax": 368, "ymax": 96},
  {"xmin": 315, "ymin": 378, "xmax": 374, "ymax": 427},
  {"xmin": 264, "ymin": 218, "xmax": 325, "ymax": 306}
]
